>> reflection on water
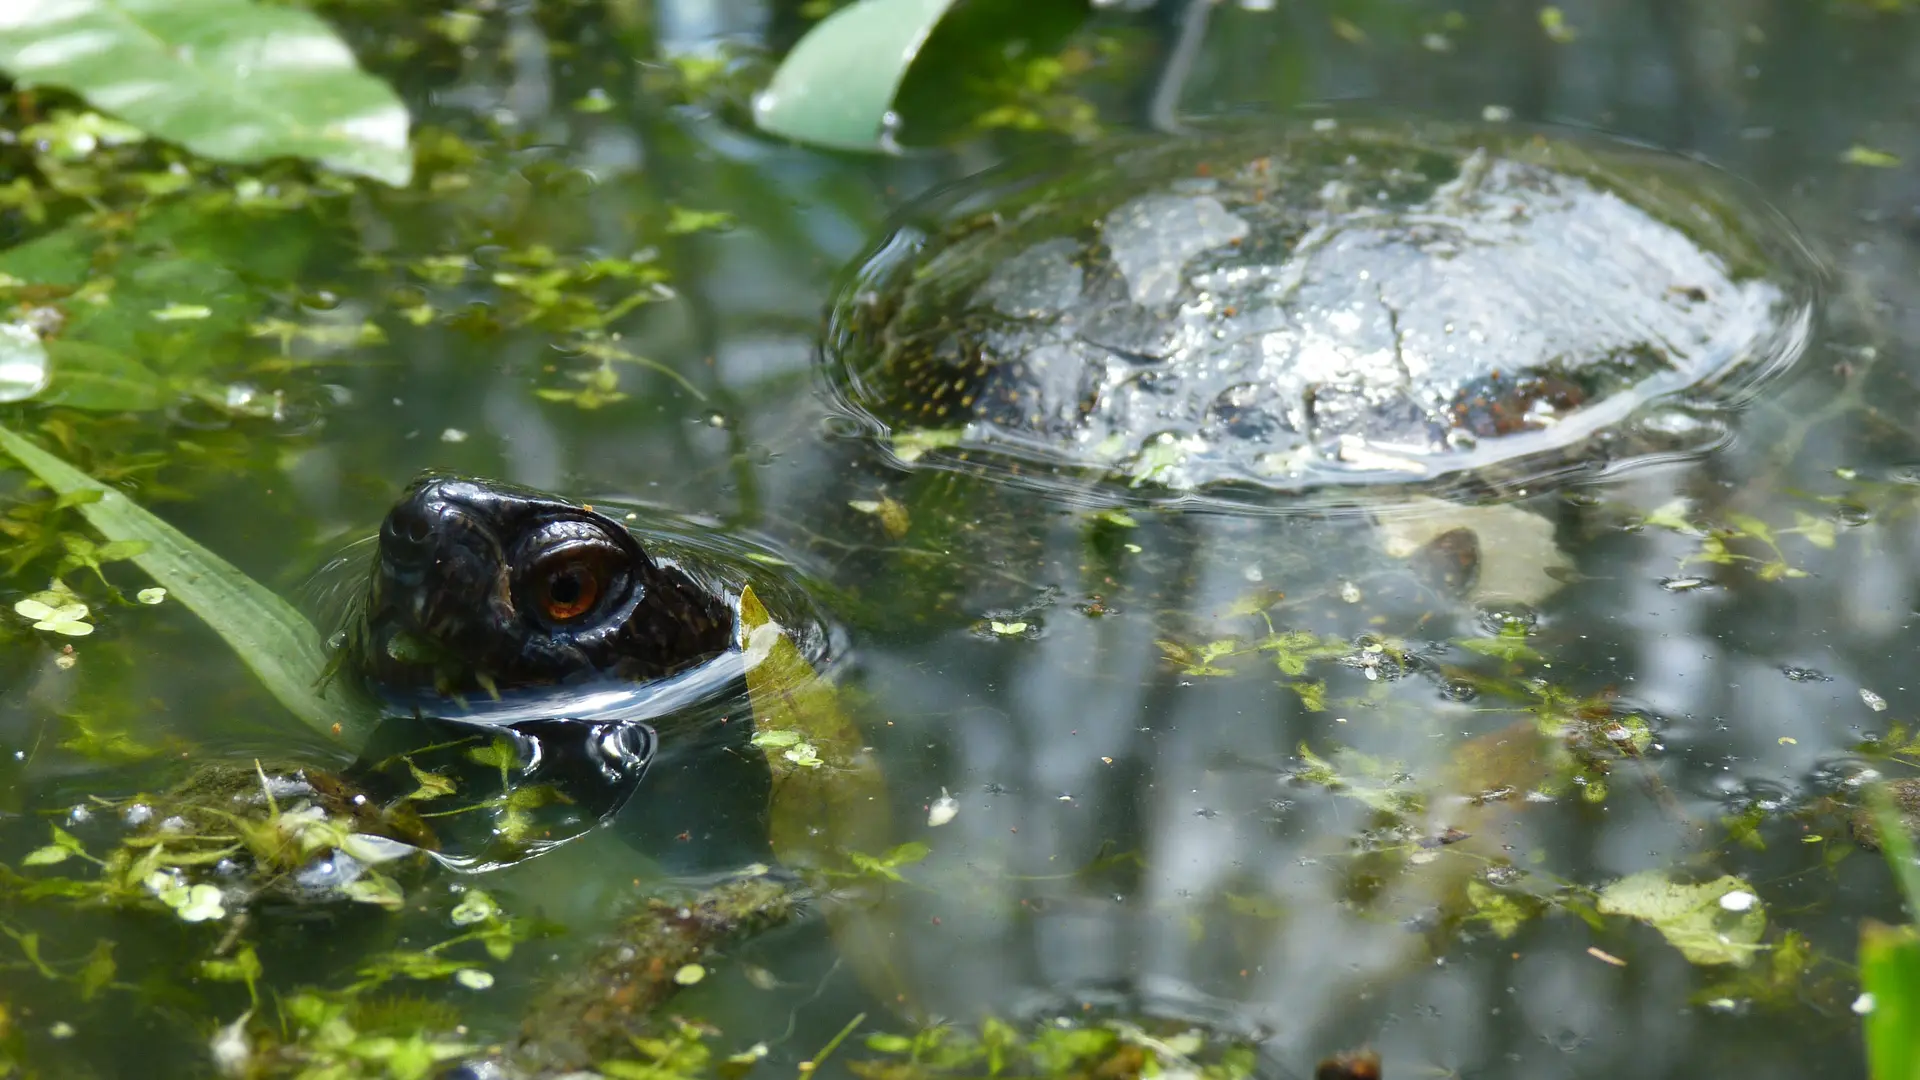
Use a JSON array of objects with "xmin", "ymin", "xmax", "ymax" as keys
[{"xmin": 4, "ymin": 1, "xmax": 1920, "ymax": 1077}]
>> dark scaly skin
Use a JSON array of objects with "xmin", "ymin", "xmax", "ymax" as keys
[{"xmin": 350, "ymin": 475, "xmax": 735, "ymax": 701}]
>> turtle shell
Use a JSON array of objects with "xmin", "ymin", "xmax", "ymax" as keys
[{"xmin": 821, "ymin": 118, "xmax": 1817, "ymax": 497}]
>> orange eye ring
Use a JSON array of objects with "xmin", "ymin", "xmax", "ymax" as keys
[{"xmin": 539, "ymin": 560, "xmax": 601, "ymax": 622}]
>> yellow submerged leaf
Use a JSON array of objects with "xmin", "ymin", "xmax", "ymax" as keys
[{"xmin": 738, "ymin": 585, "xmax": 914, "ymax": 1008}]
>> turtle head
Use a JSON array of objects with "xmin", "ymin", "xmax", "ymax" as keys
[{"xmin": 352, "ymin": 474, "xmax": 731, "ymax": 701}]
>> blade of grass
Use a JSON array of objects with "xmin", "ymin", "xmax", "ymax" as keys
[
  {"xmin": 1863, "ymin": 785, "xmax": 1920, "ymax": 1080},
  {"xmin": 0, "ymin": 422, "xmax": 370, "ymax": 741}
]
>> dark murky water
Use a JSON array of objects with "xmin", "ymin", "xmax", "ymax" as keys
[{"xmin": 6, "ymin": 1, "xmax": 1920, "ymax": 1077}]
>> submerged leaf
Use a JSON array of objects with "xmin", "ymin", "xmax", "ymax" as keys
[
  {"xmin": 0, "ymin": 0, "xmax": 413, "ymax": 185},
  {"xmin": 1596, "ymin": 871, "xmax": 1766, "ymax": 966},
  {"xmin": 740, "ymin": 584, "xmax": 916, "ymax": 1004},
  {"xmin": 0, "ymin": 424, "xmax": 371, "ymax": 739},
  {"xmin": 740, "ymin": 585, "xmax": 887, "ymax": 866}
]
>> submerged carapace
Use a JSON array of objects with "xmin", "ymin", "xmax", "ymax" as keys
[{"xmin": 823, "ymin": 118, "xmax": 1816, "ymax": 497}]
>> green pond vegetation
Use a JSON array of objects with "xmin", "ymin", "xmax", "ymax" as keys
[{"xmin": 0, "ymin": 0, "xmax": 1916, "ymax": 1078}]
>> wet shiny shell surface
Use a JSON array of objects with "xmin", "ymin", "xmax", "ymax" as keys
[{"xmin": 822, "ymin": 120, "xmax": 1817, "ymax": 495}]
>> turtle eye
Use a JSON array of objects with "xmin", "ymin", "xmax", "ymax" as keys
[
  {"xmin": 518, "ymin": 521, "xmax": 630, "ymax": 627},
  {"xmin": 535, "ymin": 555, "xmax": 602, "ymax": 622}
]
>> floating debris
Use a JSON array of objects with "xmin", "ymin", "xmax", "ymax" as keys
[{"xmin": 927, "ymin": 788, "xmax": 959, "ymax": 827}]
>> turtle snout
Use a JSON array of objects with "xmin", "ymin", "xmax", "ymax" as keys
[{"xmin": 377, "ymin": 495, "xmax": 444, "ymax": 586}]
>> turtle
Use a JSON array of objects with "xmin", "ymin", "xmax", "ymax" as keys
[
  {"xmin": 820, "ymin": 116, "xmax": 1816, "ymax": 501},
  {"xmin": 313, "ymin": 119, "xmax": 1829, "ymax": 1072}
]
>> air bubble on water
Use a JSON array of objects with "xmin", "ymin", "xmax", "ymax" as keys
[
  {"xmin": 749, "ymin": 89, "xmax": 778, "ymax": 123},
  {"xmin": 1659, "ymin": 576, "xmax": 1713, "ymax": 592},
  {"xmin": 1484, "ymin": 864, "xmax": 1524, "ymax": 886},
  {"xmin": 1482, "ymin": 104, "xmax": 1514, "ymax": 123},
  {"xmin": 1888, "ymin": 464, "xmax": 1920, "ymax": 485},
  {"xmin": 440, "ymin": 428, "xmax": 468, "ymax": 443},
  {"xmin": 1636, "ymin": 407, "xmax": 1726, "ymax": 441},
  {"xmin": 67, "ymin": 804, "xmax": 91, "ymax": 825},
  {"xmin": 1549, "ymin": 1028, "xmax": 1585, "ymax": 1053},
  {"xmin": 299, "ymin": 289, "xmax": 342, "ymax": 313},
  {"xmin": 1781, "ymin": 666, "xmax": 1831, "ymax": 683},
  {"xmin": 877, "ymin": 111, "xmax": 906, "ymax": 154},
  {"xmin": 1339, "ymin": 581, "xmax": 1361, "ymax": 603},
  {"xmin": 122, "ymin": 803, "xmax": 153, "ymax": 827},
  {"xmin": 1476, "ymin": 602, "xmax": 1537, "ymax": 636},
  {"xmin": 705, "ymin": 411, "xmax": 729, "ymax": 429},
  {"xmin": 1836, "ymin": 503, "xmax": 1872, "ymax": 527}
]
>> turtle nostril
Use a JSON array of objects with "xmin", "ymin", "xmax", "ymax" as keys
[{"xmin": 378, "ymin": 498, "xmax": 445, "ymax": 569}]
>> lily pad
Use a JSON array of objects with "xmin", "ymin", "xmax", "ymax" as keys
[
  {"xmin": 753, "ymin": 0, "xmax": 958, "ymax": 151},
  {"xmin": 0, "ymin": 0, "xmax": 413, "ymax": 186},
  {"xmin": 1596, "ymin": 870, "xmax": 1766, "ymax": 966}
]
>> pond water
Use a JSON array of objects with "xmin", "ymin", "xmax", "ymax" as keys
[{"xmin": 3, "ymin": 1, "xmax": 1920, "ymax": 1077}]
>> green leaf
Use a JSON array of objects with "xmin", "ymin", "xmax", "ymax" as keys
[
  {"xmin": 1596, "ymin": 871, "xmax": 1765, "ymax": 966},
  {"xmin": 1845, "ymin": 145, "xmax": 1902, "ymax": 169},
  {"xmin": 1862, "ymin": 921, "xmax": 1920, "ymax": 1080},
  {"xmin": 76, "ymin": 939, "xmax": 115, "ymax": 1001},
  {"xmin": 343, "ymin": 871, "xmax": 405, "ymax": 910},
  {"xmin": 754, "ymin": 0, "xmax": 959, "ymax": 151},
  {"xmin": 405, "ymin": 761, "xmax": 457, "ymax": 802},
  {"xmin": 879, "ymin": 841, "xmax": 930, "ymax": 867},
  {"xmin": 200, "ymin": 944, "xmax": 262, "ymax": 986},
  {"xmin": 21, "ymin": 824, "xmax": 87, "ymax": 866},
  {"xmin": 665, "ymin": 206, "xmax": 735, "ymax": 235},
  {"xmin": 0, "ymin": 0, "xmax": 413, "ymax": 186},
  {"xmin": 0, "ymin": 224, "xmax": 95, "ymax": 285},
  {"xmin": 21, "ymin": 845, "xmax": 70, "ymax": 866},
  {"xmin": 888, "ymin": 427, "xmax": 964, "ymax": 463},
  {"xmin": 1458, "ymin": 629, "xmax": 1545, "ymax": 664},
  {"xmin": 0, "ymin": 423, "xmax": 371, "ymax": 740},
  {"xmin": 0, "ymin": 322, "xmax": 50, "ymax": 403},
  {"xmin": 1467, "ymin": 880, "xmax": 1539, "ymax": 939}
]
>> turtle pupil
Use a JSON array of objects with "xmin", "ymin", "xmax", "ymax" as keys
[{"xmin": 539, "ymin": 560, "xmax": 600, "ymax": 621}]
